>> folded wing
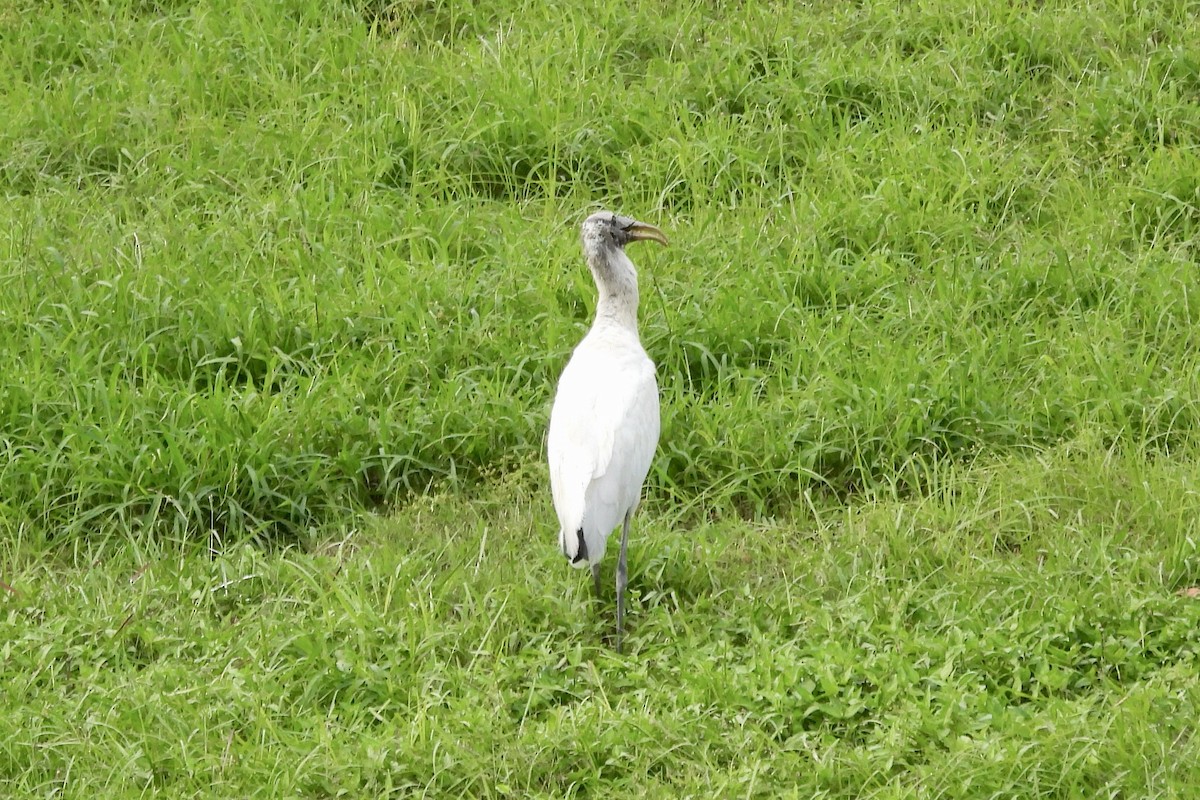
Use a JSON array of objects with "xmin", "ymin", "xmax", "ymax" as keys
[{"xmin": 548, "ymin": 337, "xmax": 660, "ymax": 566}]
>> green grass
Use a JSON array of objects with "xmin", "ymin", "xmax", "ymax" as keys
[
  {"xmin": 7, "ymin": 451, "xmax": 1200, "ymax": 796},
  {"xmin": 4, "ymin": 0, "xmax": 1200, "ymax": 794}
]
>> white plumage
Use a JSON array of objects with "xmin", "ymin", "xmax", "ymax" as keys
[
  {"xmin": 549, "ymin": 327, "xmax": 658, "ymax": 565},
  {"xmin": 548, "ymin": 210, "xmax": 666, "ymax": 653}
]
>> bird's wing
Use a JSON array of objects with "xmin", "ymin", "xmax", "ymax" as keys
[
  {"xmin": 548, "ymin": 338, "xmax": 659, "ymax": 547},
  {"xmin": 579, "ymin": 365, "xmax": 660, "ymax": 543}
]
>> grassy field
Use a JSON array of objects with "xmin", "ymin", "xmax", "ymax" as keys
[{"xmin": 5, "ymin": 0, "xmax": 1200, "ymax": 795}]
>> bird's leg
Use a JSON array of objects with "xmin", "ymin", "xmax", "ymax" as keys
[
  {"xmin": 591, "ymin": 560, "xmax": 602, "ymax": 599},
  {"xmin": 616, "ymin": 510, "xmax": 632, "ymax": 654}
]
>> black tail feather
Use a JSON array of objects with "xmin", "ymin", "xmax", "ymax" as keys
[{"xmin": 570, "ymin": 527, "xmax": 588, "ymax": 564}]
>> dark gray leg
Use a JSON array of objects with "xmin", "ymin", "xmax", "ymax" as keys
[
  {"xmin": 591, "ymin": 560, "xmax": 602, "ymax": 598},
  {"xmin": 616, "ymin": 510, "xmax": 632, "ymax": 654}
]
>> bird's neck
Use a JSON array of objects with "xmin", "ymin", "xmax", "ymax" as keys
[
  {"xmin": 588, "ymin": 250, "xmax": 640, "ymax": 333},
  {"xmin": 595, "ymin": 286, "xmax": 640, "ymax": 332}
]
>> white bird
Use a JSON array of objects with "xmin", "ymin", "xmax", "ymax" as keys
[{"xmin": 548, "ymin": 210, "xmax": 667, "ymax": 653}]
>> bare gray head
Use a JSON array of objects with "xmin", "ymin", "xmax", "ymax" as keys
[
  {"xmin": 577, "ymin": 211, "xmax": 667, "ymax": 330},
  {"xmin": 580, "ymin": 211, "xmax": 669, "ymax": 260}
]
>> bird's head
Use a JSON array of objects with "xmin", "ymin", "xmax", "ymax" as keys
[{"xmin": 580, "ymin": 211, "xmax": 669, "ymax": 254}]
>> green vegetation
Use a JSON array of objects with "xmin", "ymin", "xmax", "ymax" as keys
[{"xmin": 4, "ymin": 0, "xmax": 1200, "ymax": 794}]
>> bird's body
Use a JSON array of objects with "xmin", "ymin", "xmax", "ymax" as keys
[
  {"xmin": 548, "ymin": 322, "xmax": 659, "ymax": 567},
  {"xmin": 548, "ymin": 211, "xmax": 666, "ymax": 653}
]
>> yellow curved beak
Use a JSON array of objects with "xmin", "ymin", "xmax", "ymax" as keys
[{"xmin": 628, "ymin": 221, "xmax": 668, "ymax": 247}]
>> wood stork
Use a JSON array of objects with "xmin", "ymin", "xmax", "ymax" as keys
[{"xmin": 548, "ymin": 210, "xmax": 666, "ymax": 653}]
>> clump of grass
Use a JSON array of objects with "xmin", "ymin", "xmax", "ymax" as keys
[
  {"xmin": 5, "ymin": 0, "xmax": 1200, "ymax": 541},
  {"xmin": 6, "ymin": 1, "xmax": 1200, "ymax": 792},
  {"xmin": 4, "ymin": 448, "xmax": 1200, "ymax": 795}
]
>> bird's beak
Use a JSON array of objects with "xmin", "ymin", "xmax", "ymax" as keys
[{"xmin": 627, "ymin": 221, "xmax": 669, "ymax": 247}]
